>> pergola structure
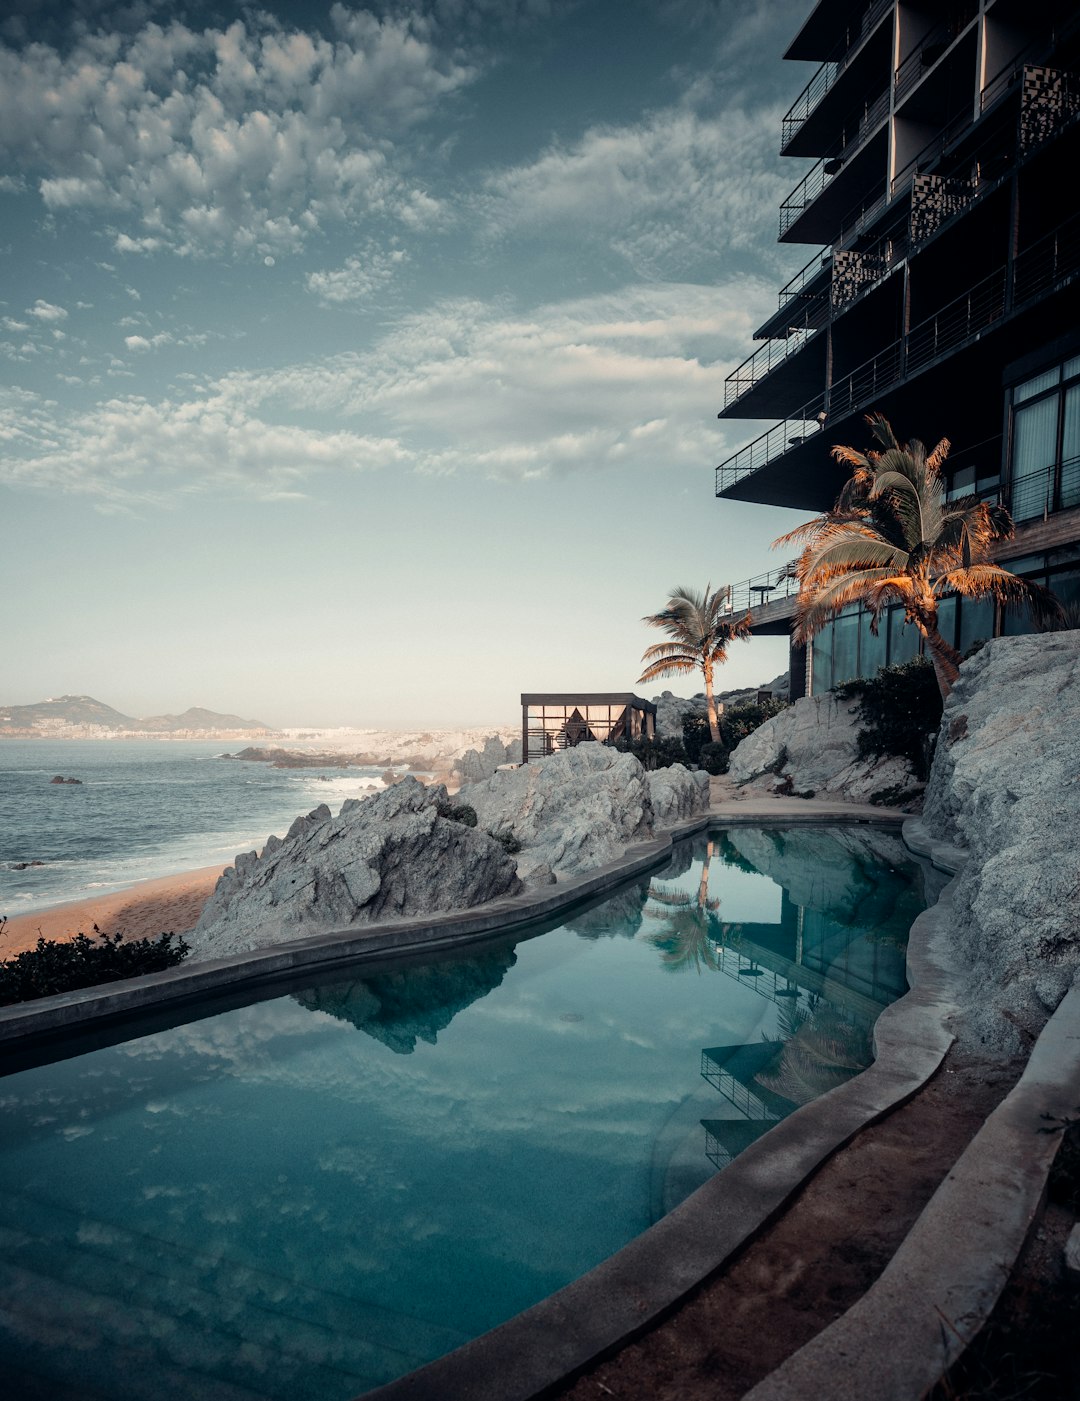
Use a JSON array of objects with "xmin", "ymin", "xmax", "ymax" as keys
[{"xmin": 520, "ymin": 693, "xmax": 657, "ymax": 765}]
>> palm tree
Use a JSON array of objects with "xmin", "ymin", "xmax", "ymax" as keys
[
  {"xmin": 638, "ymin": 585, "xmax": 752, "ymax": 742},
  {"xmin": 776, "ymin": 413, "xmax": 1057, "ymax": 698}
]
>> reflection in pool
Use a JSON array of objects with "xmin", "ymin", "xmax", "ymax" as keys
[{"xmin": 0, "ymin": 826, "xmax": 930, "ymax": 1401}]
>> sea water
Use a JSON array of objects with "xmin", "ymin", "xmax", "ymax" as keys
[{"xmin": 0, "ymin": 740, "xmax": 402, "ymax": 916}]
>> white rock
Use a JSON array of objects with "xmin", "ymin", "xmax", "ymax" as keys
[
  {"xmin": 922, "ymin": 632, "xmax": 1080, "ymax": 1054},
  {"xmin": 645, "ymin": 763, "xmax": 711, "ymax": 825},
  {"xmin": 458, "ymin": 744, "xmax": 654, "ymax": 884},
  {"xmin": 729, "ymin": 692, "xmax": 921, "ymax": 803},
  {"xmin": 188, "ymin": 777, "xmax": 522, "ymax": 961}
]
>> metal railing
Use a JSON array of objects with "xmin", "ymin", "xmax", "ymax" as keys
[
  {"xmin": 780, "ymin": 0, "xmax": 893, "ymax": 150},
  {"xmin": 722, "ymin": 300, "xmax": 829, "ymax": 409},
  {"xmin": 779, "ymin": 89, "xmax": 890, "ymax": 238},
  {"xmin": 776, "ymin": 247, "xmax": 832, "ymax": 310},
  {"xmin": 1013, "ymin": 209, "xmax": 1080, "ymax": 304},
  {"xmin": 727, "ymin": 565, "xmax": 801, "ymax": 618},
  {"xmin": 715, "ymin": 394, "xmax": 827, "ymax": 494}
]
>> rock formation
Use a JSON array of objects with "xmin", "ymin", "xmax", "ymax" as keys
[
  {"xmin": 453, "ymin": 735, "xmax": 524, "ymax": 785},
  {"xmin": 920, "ymin": 631, "xmax": 1080, "ymax": 1054},
  {"xmin": 187, "ymin": 777, "xmax": 522, "ymax": 961},
  {"xmin": 457, "ymin": 745, "xmax": 708, "ymax": 885},
  {"xmin": 728, "ymin": 692, "xmax": 920, "ymax": 805}
]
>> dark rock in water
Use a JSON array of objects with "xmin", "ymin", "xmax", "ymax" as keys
[
  {"xmin": 49, "ymin": 776, "xmax": 82, "ymax": 785},
  {"xmin": 294, "ymin": 945, "xmax": 518, "ymax": 1054},
  {"xmin": 11, "ymin": 860, "xmax": 46, "ymax": 870}
]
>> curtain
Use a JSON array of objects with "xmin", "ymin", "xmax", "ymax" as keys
[{"xmin": 1011, "ymin": 396, "xmax": 1057, "ymax": 520}]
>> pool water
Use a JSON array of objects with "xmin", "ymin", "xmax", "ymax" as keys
[{"xmin": 0, "ymin": 826, "xmax": 929, "ymax": 1400}]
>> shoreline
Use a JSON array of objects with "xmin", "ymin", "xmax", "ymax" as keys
[{"xmin": 0, "ymin": 864, "xmax": 223, "ymax": 958}]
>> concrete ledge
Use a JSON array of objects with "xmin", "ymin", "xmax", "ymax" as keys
[
  {"xmin": 747, "ymin": 969, "xmax": 1080, "ymax": 1401},
  {"xmin": 0, "ymin": 816, "xmax": 709, "ymax": 1051}
]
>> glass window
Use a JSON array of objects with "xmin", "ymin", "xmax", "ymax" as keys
[
  {"xmin": 946, "ymin": 464, "xmax": 975, "ymax": 500},
  {"xmin": 958, "ymin": 596, "xmax": 994, "ymax": 655},
  {"xmin": 1001, "ymin": 568, "xmax": 1044, "ymax": 636},
  {"xmin": 1064, "ymin": 354, "xmax": 1080, "ymax": 382},
  {"xmin": 860, "ymin": 611, "xmax": 887, "ymax": 676},
  {"xmin": 811, "ymin": 626, "xmax": 833, "ymax": 695},
  {"xmin": 832, "ymin": 611, "xmax": 860, "ymax": 685},
  {"xmin": 1048, "ymin": 568, "xmax": 1080, "ymax": 629},
  {"xmin": 1011, "ymin": 396, "xmax": 1057, "ymax": 520},
  {"xmin": 1061, "ymin": 384, "xmax": 1080, "ymax": 510},
  {"xmin": 888, "ymin": 606, "xmax": 920, "ymax": 665},
  {"xmin": 935, "ymin": 595, "xmax": 958, "ymax": 651},
  {"xmin": 1014, "ymin": 367, "xmax": 1059, "ymax": 403}
]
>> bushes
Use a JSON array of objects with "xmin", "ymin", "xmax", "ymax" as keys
[
  {"xmin": 0, "ymin": 924, "xmax": 190, "ymax": 1006},
  {"xmin": 436, "ymin": 800, "xmax": 478, "ymax": 827},
  {"xmin": 699, "ymin": 742, "xmax": 729, "ymax": 775},
  {"xmin": 834, "ymin": 656, "xmax": 943, "ymax": 781},
  {"xmin": 610, "ymin": 735, "xmax": 689, "ymax": 770}
]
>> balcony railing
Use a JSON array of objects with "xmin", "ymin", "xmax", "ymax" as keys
[
  {"xmin": 717, "ymin": 216, "xmax": 1080, "ymax": 498},
  {"xmin": 727, "ymin": 565, "xmax": 800, "ymax": 619},
  {"xmin": 722, "ymin": 298, "xmax": 829, "ymax": 409},
  {"xmin": 781, "ymin": 0, "xmax": 893, "ymax": 150},
  {"xmin": 780, "ymin": 89, "xmax": 890, "ymax": 237},
  {"xmin": 776, "ymin": 248, "xmax": 832, "ymax": 310}
]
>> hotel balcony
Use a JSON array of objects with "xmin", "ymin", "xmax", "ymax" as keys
[
  {"xmin": 779, "ymin": 116, "xmax": 888, "ymax": 244},
  {"xmin": 716, "ymin": 211, "xmax": 1080, "ymax": 509},
  {"xmin": 780, "ymin": 0, "xmax": 893, "ymax": 157}
]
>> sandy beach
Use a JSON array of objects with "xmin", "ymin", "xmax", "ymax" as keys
[{"xmin": 0, "ymin": 865, "xmax": 222, "ymax": 959}]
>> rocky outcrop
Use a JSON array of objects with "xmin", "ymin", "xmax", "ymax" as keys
[
  {"xmin": 454, "ymin": 735, "xmax": 523, "ymax": 785},
  {"xmin": 646, "ymin": 764, "xmax": 711, "ymax": 825},
  {"xmin": 729, "ymin": 692, "xmax": 920, "ymax": 805},
  {"xmin": 921, "ymin": 632, "xmax": 1080, "ymax": 1054},
  {"xmin": 187, "ymin": 777, "xmax": 522, "ymax": 961},
  {"xmin": 653, "ymin": 691, "xmax": 707, "ymax": 740},
  {"xmin": 457, "ymin": 747, "xmax": 709, "ymax": 886},
  {"xmin": 457, "ymin": 745, "xmax": 654, "ymax": 884}
]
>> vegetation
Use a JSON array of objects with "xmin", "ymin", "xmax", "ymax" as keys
[
  {"xmin": 835, "ymin": 656, "xmax": 943, "ymax": 782},
  {"xmin": 639, "ymin": 584, "xmax": 752, "ymax": 742},
  {"xmin": 776, "ymin": 413, "xmax": 1057, "ymax": 698},
  {"xmin": 436, "ymin": 800, "xmax": 478, "ymax": 827},
  {"xmin": 0, "ymin": 922, "xmax": 190, "ymax": 1006},
  {"xmin": 611, "ymin": 735, "xmax": 690, "ymax": 770}
]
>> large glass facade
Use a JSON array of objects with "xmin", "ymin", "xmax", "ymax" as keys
[{"xmin": 1009, "ymin": 354, "xmax": 1080, "ymax": 521}]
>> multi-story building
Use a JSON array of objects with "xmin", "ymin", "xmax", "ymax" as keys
[{"xmin": 719, "ymin": 0, "xmax": 1080, "ymax": 698}]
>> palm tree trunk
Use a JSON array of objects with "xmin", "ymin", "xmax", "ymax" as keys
[
  {"xmin": 922, "ymin": 625, "xmax": 961, "ymax": 699},
  {"xmin": 703, "ymin": 662, "xmax": 720, "ymax": 743}
]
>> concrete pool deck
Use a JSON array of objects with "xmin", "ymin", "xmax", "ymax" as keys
[{"xmin": 2, "ymin": 785, "xmax": 1075, "ymax": 1399}]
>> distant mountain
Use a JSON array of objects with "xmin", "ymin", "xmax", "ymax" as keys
[{"xmin": 0, "ymin": 694, "xmax": 272, "ymax": 733}]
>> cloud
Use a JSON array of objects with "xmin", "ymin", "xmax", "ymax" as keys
[
  {"xmin": 1, "ymin": 280, "xmax": 774, "ymax": 504},
  {"xmin": 27, "ymin": 299, "xmax": 68, "ymax": 321},
  {"xmin": 306, "ymin": 247, "xmax": 408, "ymax": 305},
  {"xmin": 0, "ymin": 11, "xmax": 475, "ymax": 258},
  {"xmin": 477, "ymin": 105, "xmax": 789, "ymax": 279},
  {"xmin": 124, "ymin": 332, "xmax": 171, "ymax": 351},
  {"xmin": 0, "ymin": 383, "xmax": 409, "ymax": 506}
]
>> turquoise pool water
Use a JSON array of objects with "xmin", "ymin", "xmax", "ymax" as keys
[{"xmin": 0, "ymin": 826, "xmax": 929, "ymax": 1400}]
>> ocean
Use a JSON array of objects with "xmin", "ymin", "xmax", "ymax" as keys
[{"xmin": 0, "ymin": 740, "xmax": 403, "ymax": 916}]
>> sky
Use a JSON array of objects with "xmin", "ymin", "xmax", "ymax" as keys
[{"xmin": 0, "ymin": 0, "xmax": 818, "ymax": 728}]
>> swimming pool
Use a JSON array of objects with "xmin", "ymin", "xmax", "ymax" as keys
[{"xmin": 0, "ymin": 826, "xmax": 929, "ymax": 1400}]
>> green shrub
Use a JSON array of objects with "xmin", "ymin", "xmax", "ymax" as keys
[
  {"xmin": 488, "ymin": 828, "xmax": 522, "ymax": 854},
  {"xmin": 834, "ymin": 656, "xmax": 942, "ymax": 781},
  {"xmin": 699, "ymin": 742, "xmax": 729, "ymax": 775},
  {"xmin": 0, "ymin": 925, "xmax": 190, "ymax": 1006},
  {"xmin": 717, "ymin": 698, "xmax": 789, "ymax": 751},
  {"xmin": 610, "ymin": 736, "xmax": 688, "ymax": 770},
  {"xmin": 681, "ymin": 713, "xmax": 710, "ymax": 765},
  {"xmin": 436, "ymin": 800, "xmax": 478, "ymax": 827}
]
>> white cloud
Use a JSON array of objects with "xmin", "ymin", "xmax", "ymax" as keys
[
  {"xmin": 1, "ymin": 280, "xmax": 775, "ymax": 503},
  {"xmin": 27, "ymin": 299, "xmax": 68, "ymax": 322},
  {"xmin": 2, "ymin": 317, "xmax": 28, "ymax": 331},
  {"xmin": 124, "ymin": 332, "xmax": 172, "ymax": 351},
  {"xmin": 477, "ymin": 105, "xmax": 788, "ymax": 278},
  {"xmin": 0, "ymin": 12, "xmax": 475, "ymax": 258},
  {"xmin": 306, "ymin": 247, "xmax": 408, "ymax": 305}
]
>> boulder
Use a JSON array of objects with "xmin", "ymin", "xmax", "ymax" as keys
[
  {"xmin": 921, "ymin": 632, "xmax": 1080, "ymax": 1054},
  {"xmin": 187, "ymin": 777, "xmax": 522, "ymax": 961},
  {"xmin": 457, "ymin": 744, "xmax": 655, "ymax": 884},
  {"xmin": 652, "ymin": 691, "xmax": 707, "ymax": 740},
  {"xmin": 728, "ymin": 691, "xmax": 921, "ymax": 804},
  {"xmin": 645, "ymin": 764, "xmax": 711, "ymax": 825},
  {"xmin": 454, "ymin": 734, "xmax": 524, "ymax": 784}
]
